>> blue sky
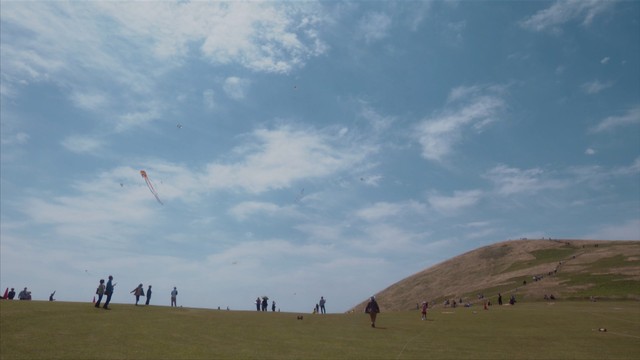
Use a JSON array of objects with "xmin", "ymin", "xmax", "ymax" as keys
[{"xmin": 1, "ymin": 1, "xmax": 638, "ymax": 312}]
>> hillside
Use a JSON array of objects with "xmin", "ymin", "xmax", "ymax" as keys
[{"xmin": 351, "ymin": 239, "xmax": 640, "ymax": 312}]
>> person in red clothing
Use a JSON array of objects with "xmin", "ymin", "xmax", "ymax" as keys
[{"xmin": 421, "ymin": 301, "xmax": 428, "ymax": 320}]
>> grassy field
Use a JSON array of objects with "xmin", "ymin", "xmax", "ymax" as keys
[{"xmin": 1, "ymin": 300, "xmax": 639, "ymax": 359}]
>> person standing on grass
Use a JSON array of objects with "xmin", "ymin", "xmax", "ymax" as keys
[
  {"xmin": 131, "ymin": 284, "xmax": 145, "ymax": 305},
  {"xmin": 171, "ymin": 287, "xmax": 178, "ymax": 307},
  {"xmin": 145, "ymin": 285, "xmax": 152, "ymax": 305},
  {"xmin": 365, "ymin": 296, "xmax": 380, "ymax": 328},
  {"xmin": 256, "ymin": 297, "xmax": 261, "ymax": 311},
  {"xmin": 95, "ymin": 279, "xmax": 105, "ymax": 308},
  {"xmin": 319, "ymin": 296, "xmax": 326, "ymax": 314},
  {"xmin": 498, "ymin": 293, "xmax": 503, "ymax": 306},
  {"xmin": 103, "ymin": 275, "xmax": 115, "ymax": 310},
  {"xmin": 421, "ymin": 301, "xmax": 428, "ymax": 320}
]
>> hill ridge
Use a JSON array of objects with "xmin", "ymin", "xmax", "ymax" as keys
[{"xmin": 351, "ymin": 239, "xmax": 640, "ymax": 312}]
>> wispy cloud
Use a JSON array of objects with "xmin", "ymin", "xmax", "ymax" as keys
[
  {"xmin": 355, "ymin": 201, "xmax": 426, "ymax": 222},
  {"xmin": 590, "ymin": 105, "xmax": 640, "ymax": 133},
  {"xmin": 358, "ymin": 11, "xmax": 392, "ymax": 43},
  {"xmin": 484, "ymin": 165, "xmax": 567, "ymax": 196},
  {"xmin": 428, "ymin": 190, "xmax": 483, "ymax": 214},
  {"xmin": 203, "ymin": 89, "xmax": 216, "ymax": 111},
  {"xmin": 61, "ymin": 135, "xmax": 104, "ymax": 154},
  {"xmin": 223, "ymin": 77, "xmax": 250, "ymax": 100},
  {"xmin": 69, "ymin": 91, "xmax": 109, "ymax": 111},
  {"xmin": 229, "ymin": 201, "xmax": 297, "ymax": 221},
  {"xmin": 415, "ymin": 84, "xmax": 507, "ymax": 162},
  {"xmin": 585, "ymin": 219, "xmax": 640, "ymax": 240},
  {"xmin": 520, "ymin": 0, "xmax": 613, "ymax": 33},
  {"xmin": 202, "ymin": 125, "xmax": 373, "ymax": 193},
  {"xmin": 581, "ymin": 79, "xmax": 613, "ymax": 94}
]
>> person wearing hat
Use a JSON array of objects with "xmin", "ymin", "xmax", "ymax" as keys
[{"xmin": 365, "ymin": 296, "xmax": 380, "ymax": 328}]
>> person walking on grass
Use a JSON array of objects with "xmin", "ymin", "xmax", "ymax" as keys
[
  {"xmin": 171, "ymin": 287, "xmax": 178, "ymax": 307},
  {"xmin": 319, "ymin": 296, "xmax": 326, "ymax": 314},
  {"xmin": 95, "ymin": 279, "xmax": 105, "ymax": 308},
  {"xmin": 103, "ymin": 275, "xmax": 115, "ymax": 310},
  {"xmin": 421, "ymin": 301, "xmax": 428, "ymax": 320},
  {"xmin": 365, "ymin": 296, "xmax": 380, "ymax": 328},
  {"xmin": 131, "ymin": 284, "xmax": 145, "ymax": 305}
]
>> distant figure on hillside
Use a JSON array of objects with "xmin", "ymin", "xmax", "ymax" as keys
[
  {"xmin": 509, "ymin": 294, "xmax": 516, "ymax": 305},
  {"xmin": 18, "ymin": 287, "xmax": 31, "ymax": 300},
  {"xmin": 256, "ymin": 297, "xmax": 261, "ymax": 311},
  {"xmin": 95, "ymin": 279, "xmax": 105, "ymax": 308},
  {"xmin": 365, "ymin": 296, "xmax": 380, "ymax": 328},
  {"xmin": 145, "ymin": 285, "xmax": 152, "ymax": 305},
  {"xmin": 49, "ymin": 291, "xmax": 56, "ymax": 301},
  {"xmin": 131, "ymin": 284, "xmax": 145, "ymax": 305},
  {"xmin": 103, "ymin": 276, "xmax": 115, "ymax": 310},
  {"xmin": 498, "ymin": 293, "xmax": 502, "ymax": 306},
  {"xmin": 8, "ymin": 288, "xmax": 16, "ymax": 300},
  {"xmin": 315, "ymin": 303, "xmax": 320, "ymax": 314},
  {"xmin": 319, "ymin": 296, "xmax": 326, "ymax": 314},
  {"xmin": 272, "ymin": 300, "xmax": 276, "ymax": 312},
  {"xmin": 421, "ymin": 301, "xmax": 428, "ymax": 320},
  {"xmin": 261, "ymin": 297, "xmax": 268, "ymax": 311},
  {"xmin": 171, "ymin": 287, "xmax": 178, "ymax": 307}
]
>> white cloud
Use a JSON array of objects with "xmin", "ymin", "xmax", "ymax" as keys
[
  {"xmin": 600, "ymin": 56, "xmax": 610, "ymax": 64},
  {"xmin": 520, "ymin": 0, "xmax": 613, "ymax": 33},
  {"xmin": 484, "ymin": 165, "xmax": 566, "ymax": 195},
  {"xmin": 358, "ymin": 11, "xmax": 392, "ymax": 43},
  {"xmin": 223, "ymin": 77, "xmax": 250, "ymax": 100},
  {"xmin": 61, "ymin": 135, "xmax": 104, "ymax": 154},
  {"xmin": 590, "ymin": 106, "xmax": 640, "ymax": 133},
  {"xmin": 229, "ymin": 201, "xmax": 297, "ymax": 221},
  {"xmin": 203, "ymin": 89, "xmax": 216, "ymax": 110},
  {"xmin": 1, "ymin": 132, "xmax": 30, "ymax": 146},
  {"xmin": 585, "ymin": 148, "xmax": 596, "ymax": 155},
  {"xmin": 585, "ymin": 219, "xmax": 640, "ymax": 240},
  {"xmin": 70, "ymin": 91, "xmax": 108, "ymax": 111},
  {"xmin": 359, "ymin": 104, "xmax": 395, "ymax": 133},
  {"xmin": 115, "ymin": 107, "xmax": 161, "ymax": 132},
  {"xmin": 428, "ymin": 190, "xmax": 483, "ymax": 214},
  {"xmin": 355, "ymin": 201, "xmax": 426, "ymax": 222},
  {"xmin": 416, "ymin": 84, "xmax": 506, "ymax": 162},
  {"xmin": 202, "ymin": 125, "xmax": 372, "ymax": 193},
  {"xmin": 581, "ymin": 80, "xmax": 613, "ymax": 94}
]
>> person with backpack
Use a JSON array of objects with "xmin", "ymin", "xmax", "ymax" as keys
[
  {"xmin": 94, "ymin": 279, "xmax": 105, "ymax": 308},
  {"xmin": 365, "ymin": 296, "xmax": 380, "ymax": 328},
  {"xmin": 130, "ymin": 284, "xmax": 145, "ymax": 306}
]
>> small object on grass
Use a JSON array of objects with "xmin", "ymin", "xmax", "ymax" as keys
[{"xmin": 598, "ymin": 328, "xmax": 607, "ymax": 332}]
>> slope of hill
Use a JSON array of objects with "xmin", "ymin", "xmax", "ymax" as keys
[{"xmin": 351, "ymin": 239, "xmax": 640, "ymax": 312}]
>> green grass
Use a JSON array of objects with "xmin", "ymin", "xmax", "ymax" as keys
[
  {"xmin": 2, "ymin": 300, "xmax": 639, "ymax": 359},
  {"xmin": 504, "ymin": 248, "xmax": 577, "ymax": 273}
]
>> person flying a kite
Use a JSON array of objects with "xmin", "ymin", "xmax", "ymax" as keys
[{"xmin": 140, "ymin": 170, "xmax": 163, "ymax": 205}]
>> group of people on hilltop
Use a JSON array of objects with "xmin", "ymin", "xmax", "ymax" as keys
[
  {"xmin": 1, "ymin": 287, "xmax": 30, "ymax": 300},
  {"xmin": 255, "ymin": 296, "xmax": 277, "ymax": 312},
  {"xmin": 313, "ymin": 296, "xmax": 327, "ymax": 314},
  {"xmin": 94, "ymin": 275, "xmax": 179, "ymax": 310}
]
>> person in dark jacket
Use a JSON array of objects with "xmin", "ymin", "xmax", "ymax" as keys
[
  {"xmin": 145, "ymin": 285, "xmax": 152, "ymax": 305},
  {"xmin": 103, "ymin": 276, "xmax": 115, "ymax": 310},
  {"xmin": 365, "ymin": 296, "xmax": 380, "ymax": 328}
]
